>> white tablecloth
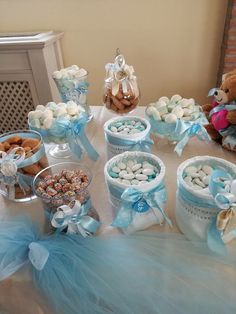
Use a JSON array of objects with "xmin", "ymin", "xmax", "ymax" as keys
[{"xmin": 0, "ymin": 106, "xmax": 235, "ymax": 313}]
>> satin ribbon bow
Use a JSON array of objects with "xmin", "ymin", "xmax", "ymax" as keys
[
  {"xmin": 105, "ymin": 54, "xmax": 139, "ymax": 98},
  {"xmin": 50, "ymin": 114, "xmax": 99, "ymax": 161},
  {"xmin": 112, "ymin": 186, "xmax": 172, "ymax": 229},
  {"xmin": 130, "ymin": 138, "xmax": 154, "ymax": 152},
  {"xmin": 174, "ymin": 120, "xmax": 211, "ymax": 156},
  {"xmin": 0, "ymin": 148, "xmax": 30, "ymax": 199},
  {"xmin": 51, "ymin": 200, "xmax": 100, "ymax": 237},
  {"xmin": 208, "ymin": 169, "xmax": 236, "ymax": 254}
]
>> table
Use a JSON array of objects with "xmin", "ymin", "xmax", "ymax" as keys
[{"xmin": 0, "ymin": 106, "xmax": 235, "ymax": 313}]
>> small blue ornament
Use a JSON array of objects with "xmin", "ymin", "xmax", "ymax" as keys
[{"xmin": 132, "ymin": 198, "xmax": 150, "ymax": 213}]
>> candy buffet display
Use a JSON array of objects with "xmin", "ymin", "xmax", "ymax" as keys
[
  {"xmin": 176, "ymin": 156, "xmax": 236, "ymax": 254},
  {"xmin": 202, "ymin": 69, "xmax": 236, "ymax": 152},
  {"xmin": 28, "ymin": 102, "xmax": 99, "ymax": 160},
  {"xmin": 104, "ymin": 151, "xmax": 172, "ymax": 234},
  {"xmin": 53, "ymin": 65, "xmax": 92, "ymax": 120},
  {"xmin": 33, "ymin": 162, "xmax": 100, "ymax": 235},
  {"xmin": 146, "ymin": 94, "xmax": 210, "ymax": 155},
  {"xmin": 103, "ymin": 50, "xmax": 140, "ymax": 114},
  {"xmin": 0, "ymin": 130, "xmax": 49, "ymax": 202},
  {"xmin": 104, "ymin": 116, "xmax": 153, "ymax": 159}
]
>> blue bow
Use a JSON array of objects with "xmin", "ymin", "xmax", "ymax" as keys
[
  {"xmin": 50, "ymin": 114, "xmax": 99, "ymax": 161},
  {"xmin": 112, "ymin": 186, "xmax": 172, "ymax": 229},
  {"xmin": 51, "ymin": 200, "xmax": 101, "ymax": 237},
  {"xmin": 0, "ymin": 148, "xmax": 33, "ymax": 200},
  {"xmin": 174, "ymin": 119, "xmax": 211, "ymax": 156},
  {"xmin": 207, "ymin": 170, "xmax": 236, "ymax": 255},
  {"xmin": 129, "ymin": 138, "xmax": 154, "ymax": 152},
  {"xmin": 105, "ymin": 133, "xmax": 154, "ymax": 153}
]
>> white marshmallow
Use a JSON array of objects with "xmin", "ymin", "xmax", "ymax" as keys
[
  {"xmin": 36, "ymin": 105, "xmax": 46, "ymax": 112},
  {"xmin": 158, "ymin": 96, "xmax": 169, "ymax": 103},
  {"xmin": 43, "ymin": 117, "xmax": 54, "ymax": 129},
  {"xmin": 28, "ymin": 111, "xmax": 35, "ymax": 120},
  {"xmin": 155, "ymin": 101, "xmax": 168, "ymax": 115},
  {"xmin": 172, "ymin": 105, "xmax": 184, "ymax": 118},
  {"xmin": 67, "ymin": 103, "xmax": 79, "ymax": 116},
  {"xmin": 33, "ymin": 110, "xmax": 43, "ymax": 119},
  {"xmin": 53, "ymin": 71, "xmax": 62, "ymax": 80},
  {"xmin": 76, "ymin": 68, "xmax": 87, "ymax": 78},
  {"xmin": 146, "ymin": 106, "xmax": 161, "ymax": 121},
  {"xmin": 164, "ymin": 113, "xmax": 178, "ymax": 124},
  {"xmin": 41, "ymin": 109, "xmax": 53, "ymax": 121},
  {"xmin": 55, "ymin": 107, "xmax": 67, "ymax": 117},
  {"xmin": 171, "ymin": 94, "xmax": 182, "ymax": 103}
]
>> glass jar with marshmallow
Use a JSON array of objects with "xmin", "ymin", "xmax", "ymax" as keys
[
  {"xmin": 28, "ymin": 101, "xmax": 86, "ymax": 159},
  {"xmin": 52, "ymin": 65, "xmax": 92, "ymax": 121}
]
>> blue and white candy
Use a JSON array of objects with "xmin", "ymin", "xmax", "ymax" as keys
[
  {"xmin": 109, "ymin": 160, "xmax": 159, "ymax": 186},
  {"xmin": 108, "ymin": 119, "xmax": 146, "ymax": 135}
]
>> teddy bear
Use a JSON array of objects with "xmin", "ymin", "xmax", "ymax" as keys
[{"xmin": 202, "ymin": 69, "xmax": 236, "ymax": 152}]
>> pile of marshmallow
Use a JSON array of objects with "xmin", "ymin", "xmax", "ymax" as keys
[
  {"xmin": 183, "ymin": 164, "xmax": 213, "ymax": 191},
  {"xmin": 28, "ymin": 101, "xmax": 85, "ymax": 130},
  {"xmin": 109, "ymin": 160, "xmax": 159, "ymax": 186},
  {"xmin": 146, "ymin": 94, "xmax": 200, "ymax": 124},
  {"xmin": 52, "ymin": 65, "xmax": 87, "ymax": 81}
]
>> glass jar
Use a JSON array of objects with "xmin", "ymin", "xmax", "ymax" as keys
[
  {"xmin": 33, "ymin": 162, "xmax": 100, "ymax": 234},
  {"xmin": 53, "ymin": 71, "xmax": 92, "ymax": 121},
  {"xmin": 103, "ymin": 53, "xmax": 140, "ymax": 114},
  {"xmin": 28, "ymin": 119, "xmax": 73, "ymax": 159},
  {"xmin": 0, "ymin": 130, "xmax": 49, "ymax": 202}
]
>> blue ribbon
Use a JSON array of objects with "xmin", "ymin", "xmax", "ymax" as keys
[
  {"xmin": 209, "ymin": 103, "xmax": 236, "ymax": 119},
  {"xmin": 112, "ymin": 184, "xmax": 172, "ymax": 229},
  {"xmin": 0, "ymin": 142, "xmax": 45, "ymax": 199},
  {"xmin": 105, "ymin": 133, "xmax": 154, "ymax": 153},
  {"xmin": 208, "ymin": 88, "xmax": 218, "ymax": 96},
  {"xmin": 207, "ymin": 170, "xmax": 236, "ymax": 255},
  {"xmin": 33, "ymin": 114, "xmax": 99, "ymax": 161},
  {"xmin": 51, "ymin": 199, "xmax": 101, "ymax": 237},
  {"xmin": 55, "ymin": 80, "xmax": 89, "ymax": 103},
  {"xmin": 174, "ymin": 120, "xmax": 211, "ymax": 156}
]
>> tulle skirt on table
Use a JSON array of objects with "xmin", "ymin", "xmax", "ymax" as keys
[{"xmin": 0, "ymin": 217, "xmax": 236, "ymax": 314}]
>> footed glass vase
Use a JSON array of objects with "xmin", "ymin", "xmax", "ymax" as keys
[{"xmin": 53, "ymin": 73, "xmax": 93, "ymax": 121}]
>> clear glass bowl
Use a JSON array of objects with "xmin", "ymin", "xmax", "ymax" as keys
[
  {"xmin": 33, "ymin": 162, "xmax": 99, "ymax": 233},
  {"xmin": 0, "ymin": 129, "xmax": 49, "ymax": 202},
  {"xmin": 28, "ymin": 120, "xmax": 74, "ymax": 159}
]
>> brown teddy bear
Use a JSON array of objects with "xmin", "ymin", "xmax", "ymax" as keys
[{"xmin": 202, "ymin": 70, "xmax": 236, "ymax": 152}]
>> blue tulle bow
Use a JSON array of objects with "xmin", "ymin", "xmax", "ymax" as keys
[
  {"xmin": 50, "ymin": 114, "xmax": 99, "ymax": 161},
  {"xmin": 174, "ymin": 120, "xmax": 211, "ymax": 156},
  {"xmin": 207, "ymin": 170, "xmax": 236, "ymax": 255},
  {"xmin": 112, "ymin": 185, "xmax": 172, "ymax": 229},
  {"xmin": 51, "ymin": 200, "xmax": 101, "ymax": 237}
]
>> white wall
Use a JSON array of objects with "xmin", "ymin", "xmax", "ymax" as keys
[{"xmin": 0, "ymin": 0, "xmax": 228, "ymax": 105}]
